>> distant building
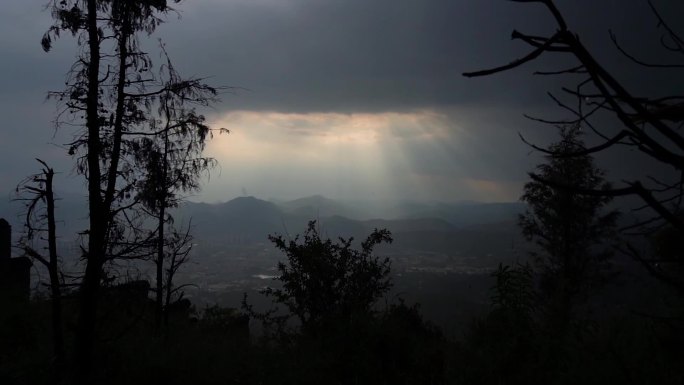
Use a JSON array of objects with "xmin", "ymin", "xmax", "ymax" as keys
[{"xmin": 0, "ymin": 218, "xmax": 32, "ymax": 301}]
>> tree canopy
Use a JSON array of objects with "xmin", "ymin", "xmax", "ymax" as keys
[{"xmin": 264, "ymin": 221, "xmax": 393, "ymax": 333}]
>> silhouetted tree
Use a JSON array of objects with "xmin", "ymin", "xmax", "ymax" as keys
[
  {"xmin": 490, "ymin": 262, "xmax": 537, "ymax": 321},
  {"xmin": 162, "ymin": 224, "xmax": 195, "ymax": 329},
  {"xmin": 248, "ymin": 222, "xmax": 447, "ymax": 384},
  {"xmin": 645, "ymin": 214, "xmax": 684, "ymax": 290},
  {"xmin": 517, "ymin": 125, "xmax": 618, "ymax": 381},
  {"xmin": 461, "ymin": 5, "xmax": 684, "ymax": 381},
  {"xmin": 520, "ymin": 125, "xmax": 618, "ymax": 328},
  {"xmin": 16, "ymin": 159, "xmax": 65, "ymax": 380},
  {"xmin": 264, "ymin": 221, "xmax": 393, "ymax": 334},
  {"xmin": 460, "ymin": 127, "xmax": 618, "ymax": 384},
  {"xmin": 463, "ymin": 0, "xmax": 684, "ymax": 292},
  {"xmin": 460, "ymin": 263, "xmax": 540, "ymax": 385},
  {"xmin": 42, "ymin": 1, "xmax": 218, "ymax": 381},
  {"xmin": 133, "ymin": 48, "xmax": 221, "ymax": 330}
]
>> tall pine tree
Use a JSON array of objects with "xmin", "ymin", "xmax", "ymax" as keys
[{"xmin": 520, "ymin": 125, "xmax": 618, "ymax": 327}]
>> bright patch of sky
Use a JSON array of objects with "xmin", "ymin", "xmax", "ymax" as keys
[{"xmin": 197, "ymin": 109, "xmax": 525, "ymax": 203}]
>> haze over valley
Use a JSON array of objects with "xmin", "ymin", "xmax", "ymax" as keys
[{"xmin": 1, "ymin": 192, "xmax": 525, "ymax": 332}]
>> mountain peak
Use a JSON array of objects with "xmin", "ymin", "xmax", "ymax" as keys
[
  {"xmin": 230, "ymin": 195, "xmax": 261, "ymax": 203},
  {"xmin": 290, "ymin": 194, "xmax": 330, "ymax": 204}
]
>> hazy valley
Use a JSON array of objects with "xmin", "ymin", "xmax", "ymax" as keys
[{"xmin": 1, "ymin": 193, "xmax": 525, "ymax": 333}]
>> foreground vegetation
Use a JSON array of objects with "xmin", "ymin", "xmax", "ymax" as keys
[{"xmin": 1, "ymin": 216, "xmax": 682, "ymax": 384}]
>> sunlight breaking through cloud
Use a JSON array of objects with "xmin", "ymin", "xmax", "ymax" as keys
[{"xmin": 194, "ymin": 109, "xmax": 522, "ymax": 203}]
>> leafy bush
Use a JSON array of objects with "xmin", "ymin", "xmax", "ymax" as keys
[{"xmin": 264, "ymin": 220, "xmax": 393, "ymax": 333}]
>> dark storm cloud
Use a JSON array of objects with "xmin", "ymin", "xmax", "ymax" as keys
[
  {"xmin": 1, "ymin": 0, "xmax": 682, "ymax": 205},
  {"xmin": 157, "ymin": 0, "xmax": 542, "ymax": 112},
  {"xmin": 153, "ymin": 0, "xmax": 684, "ymax": 113},
  {"xmin": 3, "ymin": 0, "xmax": 683, "ymax": 114},
  {"xmin": 0, "ymin": 1, "xmax": 87, "ymax": 196}
]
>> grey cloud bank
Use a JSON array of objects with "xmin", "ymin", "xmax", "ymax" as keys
[{"xmin": 0, "ymin": 0, "xmax": 681, "ymax": 205}]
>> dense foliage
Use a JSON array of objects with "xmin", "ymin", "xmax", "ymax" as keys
[
  {"xmin": 520, "ymin": 125, "xmax": 618, "ymax": 330},
  {"xmin": 264, "ymin": 220, "xmax": 393, "ymax": 333}
]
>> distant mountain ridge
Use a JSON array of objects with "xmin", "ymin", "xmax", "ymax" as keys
[
  {"xmin": 275, "ymin": 195, "xmax": 364, "ymax": 219},
  {"xmin": 177, "ymin": 196, "xmax": 285, "ymax": 242},
  {"xmin": 403, "ymin": 201, "xmax": 525, "ymax": 227},
  {"xmin": 173, "ymin": 196, "xmax": 524, "ymax": 254},
  {"xmin": 1, "ymin": 191, "xmax": 524, "ymax": 232},
  {"xmin": 1, "ymin": 192, "xmax": 524, "ymax": 256}
]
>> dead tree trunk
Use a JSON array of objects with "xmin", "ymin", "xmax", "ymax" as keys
[{"xmin": 19, "ymin": 160, "xmax": 65, "ymax": 380}]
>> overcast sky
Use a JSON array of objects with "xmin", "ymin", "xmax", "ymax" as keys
[{"xmin": 1, "ymin": 0, "xmax": 682, "ymax": 205}]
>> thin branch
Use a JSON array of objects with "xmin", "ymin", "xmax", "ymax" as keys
[
  {"xmin": 610, "ymin": 30, "xmax": 684, "ymax": 68},
  {"xmin": 529, "ymin": 173, "xmax": 683, "ymax": 228},
  {"xmin": 617, "ymin": 242, "xmax": 684, "ymax": 294},
  {"xmin": 648, "ymin": 0, "xmax": 684, "ymax": 50},
  {"xmin": 512, "ymin": 30, "xmax": 571, "ymax": 52},
  {"xmin": 519, "ymin": 130, "xmax": 631, "ymax": 157},
  {"xmin": 463, "ymin": 31, "xmax": 563, "ymax": 77},
  {"xmin": 534, "ymin": 64, "xmax": 586, "ymax": 75}
]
